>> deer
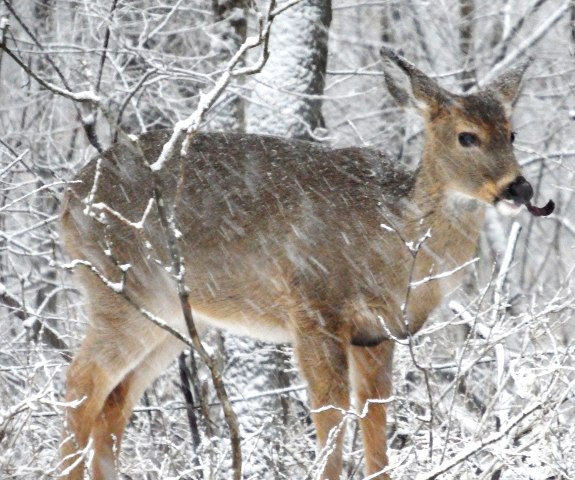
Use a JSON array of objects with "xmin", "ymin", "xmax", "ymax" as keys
[{"xmin": 59, "ymin": 47, "xmax": 553, "ymax": 480}]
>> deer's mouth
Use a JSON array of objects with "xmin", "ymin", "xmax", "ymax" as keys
[{"xmin": 495, "ymin": 198, "xmax": 555, "ymax": 217}]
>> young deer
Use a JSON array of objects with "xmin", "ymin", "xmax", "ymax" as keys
[{"xmin": 60, "ymin": 48, "xmax": 551, "ymax": 480}]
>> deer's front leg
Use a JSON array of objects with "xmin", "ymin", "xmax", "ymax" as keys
[
  {"xmin": 350, "ymin": 339, "xmax": 394, "ymax": 480},
  {"xmin": 291, "ymin": 312, "xmax": 350, "ymax": 480}
]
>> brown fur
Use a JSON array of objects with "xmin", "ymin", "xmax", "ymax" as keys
[{"xmin": 60, "ymin": 50, "xmax": 530, "ymax": 479}]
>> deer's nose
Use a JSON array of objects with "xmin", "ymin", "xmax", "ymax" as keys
[{"xmin": 505, "ymin": 176, "xmax": 533, "ymax": 205}]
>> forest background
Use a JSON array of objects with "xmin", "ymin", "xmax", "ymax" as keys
[{"xmin": 1, "ymin": 0, "xmax": 574, "ymax": 479}]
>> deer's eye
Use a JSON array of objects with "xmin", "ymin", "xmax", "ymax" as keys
[
  {"xmin": 458, "ymin": 132, "xmax": 478, "ymax": 147},
  {"xmin": 510, "ymin": 132, "xmax": 516, "ymax": 143}
]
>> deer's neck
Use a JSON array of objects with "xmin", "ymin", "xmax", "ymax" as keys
[
  {"xmin": 409, "ymin": 152, "xmax": 486, "ymax": 245},
  {"xmin": 403, "ymin": 155, "xmax": 486, "ymax": 333}
]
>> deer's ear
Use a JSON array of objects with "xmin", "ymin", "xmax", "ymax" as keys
[
  {"xmin": 484, "ymin": 60, "xmax": 530, "ymax": 115},
  {"xmin": 380, "ymin": 47, "xmax": 450, "ymax": 115}
]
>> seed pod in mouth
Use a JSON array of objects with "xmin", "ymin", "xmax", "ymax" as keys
[{"xmin": 526, "ymin": 199, "xmax": 555, "ymax": 217}]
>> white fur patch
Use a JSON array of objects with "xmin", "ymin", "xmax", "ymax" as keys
[
  {"xmin": 495, "ymin": 199, "xmax": 523, "ymax": 217},
  {"xmin": 146, "ymin": 269, "xmax": 292, "ymax": 344},
  {"xmin": 445, "ymin": 189, "xmax": 481, "ymax": 213},
  {"xmin": 192, "ymin": 310, "xmax": 292, "ymax": 344}
]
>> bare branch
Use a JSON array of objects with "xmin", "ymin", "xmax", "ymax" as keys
[
  {"xmin": 479, "ymin": 1, "xmax": 570, "ymax": 87},
  {"xmin": 490, "ymin": 222, "xmax": 522, "ymax": 325},
  {"xmin": 415, "ymin": 401, "xmax": 543, "ymax": 480},
  {"xmin": 149, "ymin": 0, "xmax": 293, "ymax": 171}
]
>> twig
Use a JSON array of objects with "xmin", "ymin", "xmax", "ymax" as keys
[
  {"xmin": 178, "ymin": 352, "xmax": 202, "ymax": 468},
  {"xmin": 114, "ymin": 68, "xmax": 157, "ymax": 141},
  {"xmin": 479, "ymin": 1, "xmax": 570, "ymax": 87},
  {"xmin": 415, "ymin": 400, "xmax": 543, "ymax": 480},
  {"xmin": 152, "ymin": 184, "xmax": 243, "ymax": 480},
  {"xmin": 89, "ymin": 199, "xmax": 155, "ymax": 230},
  {"xmin": 0, "ymin": 148, "xmax": 28, "ymax": 177},
  {"xmin": 440, "ymin": 274, "xmax": 497, "ymax": 464},
  {"xmin": 492, "ymin": 0, "xmax": 548, "ymax": 66},
  {"xmin": 0, "ymin": 377, "xmax": 61, "ymax": 441},
  {"xmin": 407, "ymin": 336, "xmax": 435, "ymax": 462},
  {"xmin": 311, "ymin": 397, "xmax": 394, "ymax": 420},
  {"xmin": 1, "ymin": 0, "xmax": 103, "ymax": 151},
  {"xmin": 0, "ymin": 285, "xmax": 70, "ymax": 360},
  {"xmin": 0, "ymin": 45, "xmax": 101, "ymax": 103},
  {"xmin": 491, "ymin": 222, "xmax": 522, "ymax": 325},
  {"xmin": 429, "ymin": 382, "xmax": 553, "ymax": 480},
  {"xmin": 410, "ymin": 257, "xmax": 479, "ymax": 289},
  {"xmin": 128, "ymin": 5, "xmax": 304, "ymax": 469},
  {"xmin": 0, "ymin": 32, "xmax": 139, "ymax": 153},
  {"xmin": 60, "ymin": 259, "xmax": 125, "ymax": 294},
  {"xmin": 95, "ymin": 0, "xmax": 119, "ymax": 94},
  {"xmin": 0, "ymin": 180, "xmax": 70, "ymax": 213}
]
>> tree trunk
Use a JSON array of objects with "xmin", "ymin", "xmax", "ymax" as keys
[
  {"xmin": 246, "ymin": 0, "xmax": 332, "ymax": 140},
  {"xmin": 205, "ymin": 0, "xmax": 247, "ymax": 132},
  {"xmin": 459, "ymin": 0, "xmax": 476, "ymax": 92},
  {"xmin": 381, "ymin": 2, "xmax": 400, "ymax": 45}
]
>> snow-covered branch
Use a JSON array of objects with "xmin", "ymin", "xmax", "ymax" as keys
[{"xmin": 149, "ymin": 0, "xmax": 302, "ymax": 171}]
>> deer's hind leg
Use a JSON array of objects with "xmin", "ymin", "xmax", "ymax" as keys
[
  {"xmin": 90, "ymin": 334, "xmax": 184, "ymax": 479},
  {"xmin": 61, "ymin": 326, "xmax": 150, "ymax": 479},
  {"xmin": 61, "ymin": 271, "xmax": 184, "ymax": 479},
  {"xmin": 62, "ymin": 323, "xmax": 182, "ymax": 480}
]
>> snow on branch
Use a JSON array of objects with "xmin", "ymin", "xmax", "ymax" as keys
[
  {"xmin": 415, "ymin": 400, "xmax": 543, "ymax": 480},
  {"xmin": 491, "ymin": 221, "xmax": 521, "ymax": 325},
  {"xmin": 410, "ymin": 257, "xmax": 479, "ymax": 289},
  {"xmin": 0, "ymin": 181, "xmax": 72, "ymax": 213},
  {"xmin": 0, "ymin": 43, "xmax": 101, "ymax": 104},
  {"xmin": 149, "ymin": 0, "xmax": 302, "ymax": 172},
  {"xmin": 0, "ymin": 149, "xmax": 29, "ymax": 177},
  {"xmin": 60, "ymin": 259, "xmax": 125, "ymax": 293},
  {"xmin": 89, "ymin": 198, "xmax": 155, "ymax": 231}
]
